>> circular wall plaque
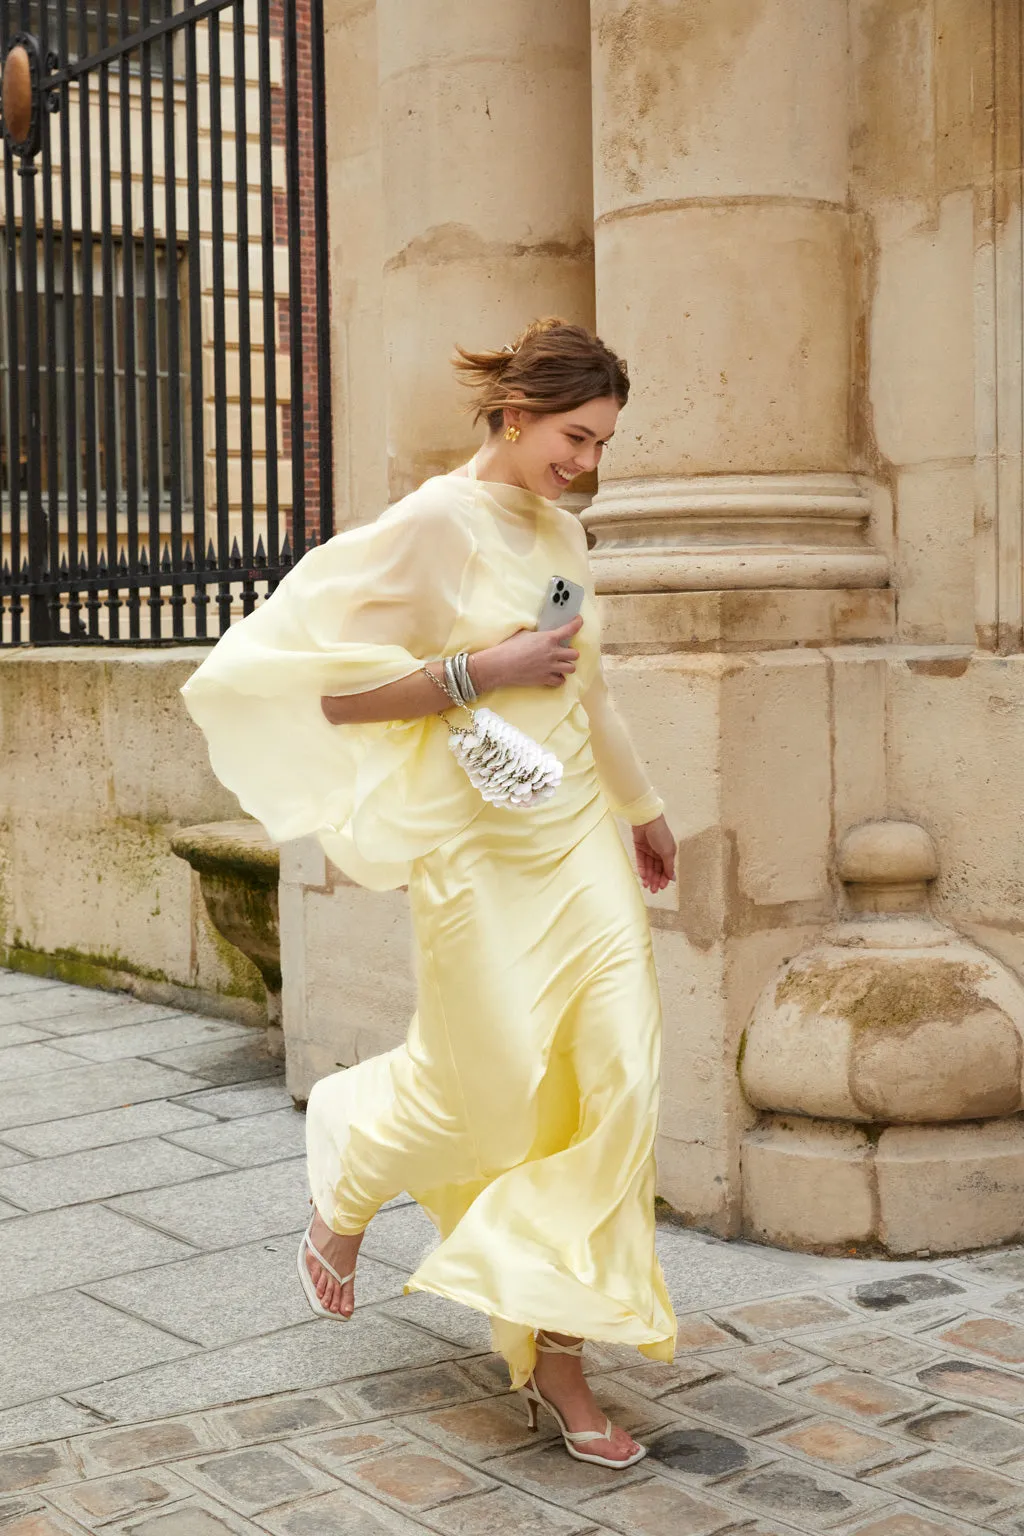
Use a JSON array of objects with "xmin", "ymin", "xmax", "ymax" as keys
[{"xmin": 1, "ymin": 34, "xmax": 42, "ymax": 158}]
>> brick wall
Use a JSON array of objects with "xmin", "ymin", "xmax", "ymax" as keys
[{"xmin": 270, "ymin": 0, "xmax": 326, "ymax": 548}]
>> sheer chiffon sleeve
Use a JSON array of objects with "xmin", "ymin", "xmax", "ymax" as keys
[
  {"xmin": 181, "ymin": 479, "xmax": 480, "ymax": 889},
  {"xmin": 581, "ymin": 664, "xmax": 664, "ymax": 826}
]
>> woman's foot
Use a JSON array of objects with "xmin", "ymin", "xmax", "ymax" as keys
[
  {"xmin": 532, "ymin": 1332, "xmax": 643, "ymax": 1464},
  {"xmin": 304, "ymin": 1207, "xmax": 364, "ymax": 1318}
]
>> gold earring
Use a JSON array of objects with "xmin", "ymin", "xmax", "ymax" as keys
[{"xmin": 504, "ymin": 425, "xmax": 521, "ymax": 443}]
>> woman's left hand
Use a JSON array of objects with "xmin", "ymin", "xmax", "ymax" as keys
[{"xmin": 632, "ymin": 814, "xmax": 677, "ymax": 893}]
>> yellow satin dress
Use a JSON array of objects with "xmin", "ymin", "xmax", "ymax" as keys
[{"xmin": 182, "ymin": 463, "xmax": 678, "ymax": 1387}]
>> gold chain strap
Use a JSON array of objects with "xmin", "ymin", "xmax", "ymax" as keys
[{"xmin": 422, "ymin": 664, "xmax": 475, "ymax": 734}]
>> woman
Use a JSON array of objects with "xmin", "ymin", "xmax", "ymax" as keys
[{"xmin": 182, "ymin": 318, "xmax": 678, "ymax": 1469}]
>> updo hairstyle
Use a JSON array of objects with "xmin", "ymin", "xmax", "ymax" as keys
[{"xmin": 453, "ymin": 317, "xmax": 629, "ymax": 433}]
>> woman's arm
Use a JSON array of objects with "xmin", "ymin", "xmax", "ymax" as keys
[
  {"xmin": 321, "ymin": 617, "xmax": 583, "ymax": 724},
  {"xmin": 582, "ymin": 664, "xmax": 676, "ymax": 892}
]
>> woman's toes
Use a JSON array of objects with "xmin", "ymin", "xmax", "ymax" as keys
[{"xmin": 607, "ymin": 1428, "xmax": 639, "ymax": 1460}]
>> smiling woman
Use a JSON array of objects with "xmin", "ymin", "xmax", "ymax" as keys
[
  {"xmin": 182, "ymin": 317, "xmax": 678, "ymax": 1472},
  {"xmin": 453, "ymin": 317, "xmax": 627, "ymax": 502}
]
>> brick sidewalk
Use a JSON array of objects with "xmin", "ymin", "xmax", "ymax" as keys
[{"xmin": 2, "ymin": 968, "xmax": 1024, "ymax": 1534}]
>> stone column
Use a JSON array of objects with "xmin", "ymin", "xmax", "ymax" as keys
[
  {"xmin": 377, "ymin": 2, "xmax": 594, "ymax": 501},
  {"xmin": 324, "ymin": 0, "xmax": 388, "ymax": 529},
  {"xmin": 587, "ymin": 0, "xmax": 888, "ymax": 596}
]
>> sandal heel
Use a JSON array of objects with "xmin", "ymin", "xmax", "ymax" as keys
[{"xmin": 525, "ymin": 1396, "xmax": 539, "ymax": 1431}]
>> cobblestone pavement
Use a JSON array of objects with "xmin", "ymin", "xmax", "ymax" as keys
[{"xmin": 3, "ymin": 970, "xmax": 1024, "ymax": 1534}]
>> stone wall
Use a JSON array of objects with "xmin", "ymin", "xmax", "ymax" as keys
[
  {"xmin": 286, "ymin": 1, "xmax": 1024, "ymax": 1246},
  {"xmin": 0, "ymin": 650, "xmax": 267, "ymax": 1022}
]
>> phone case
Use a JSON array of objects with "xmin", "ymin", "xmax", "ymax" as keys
[{"xmin": 537, "ymin": 575, "xmax": 585, "ymax": 633}]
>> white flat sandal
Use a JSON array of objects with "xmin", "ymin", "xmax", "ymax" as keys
[
  {"xmin": 521, "ymin": 1335, "xmax": 647, "ymax": 1470},
  {"xmin": 296, "ymin": 1216, "xmax": 356, "ymax": 1322}
]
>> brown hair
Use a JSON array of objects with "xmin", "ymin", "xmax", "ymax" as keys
[{"xmin": 453, "ymin": 317, "xmax": 629, "ymax": 432}]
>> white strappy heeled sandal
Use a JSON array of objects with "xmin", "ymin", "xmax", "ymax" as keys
[
  {"xmin": 296, "ymin": 1216, "xmax": 357, "ymax": 1322},
  {"xmin": 521, "ymin": 1335, "xmax": 647, "ymax": 1470}
]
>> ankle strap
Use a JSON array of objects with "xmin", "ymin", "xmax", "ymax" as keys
[{"xmin": 536, "ymin": 1333, "xmax": 584, "ymax": 1357}]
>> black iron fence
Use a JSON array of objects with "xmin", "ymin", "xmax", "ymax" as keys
[{"xmin": 0, "ymin": 0, "xmax": 332, "ymax": 645}]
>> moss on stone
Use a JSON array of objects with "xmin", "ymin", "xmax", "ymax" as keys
[
  {"xmin": 198, "ymin": 902, "xmax": 271, "ymax": 1005},
  {"xmin": 775, "ymin": 956, "xmax": 989, "ymax": 1037},
  {"xmin": 0, "ymin": 940, "xmax": 171, "ymax": 989}
]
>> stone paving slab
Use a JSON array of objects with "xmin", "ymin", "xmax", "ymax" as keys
[
  {"xmin": 108, "ymin": 1158, "xmax": 311, "ymax": 1249},
  {"xmin": 171, "ymin": 1443, "xmax": 339, "ymax": 1516},
  {"xmin": 0, "ymin": 1042, "xmax": 97, "ymax": 1079},
  {"xmin": 7, "ymin": 971, "xmax": 1024, "ymax": 1536},
  {"xmin": 900, "ymin": 1403, "xmax": 1024, "ymax": 1465},
  {"xmin": 0, "ymin": 1137, "xmax": 227, "ymax": 1212},
  {"xmin": 872, "ymin": 1450, "xmax": 1024, "ymax": 1522},
  {"xmin": 168, "ymin": 1079, "xmax": 296, "ymax": 1119},
  {"xmin": 0, "ymin": 1058, "xmax": 211, "ymax": 1130},
  {"xmin": 0, "ymin": 1291, "xmax": 197, "ymax": 1410},
  {"xmin": 142, "ymin": 1039, "xmax": 283, "ymax": 1087},
  {"xmin": 0, "ymin": 973, "xmax": 63, "ymax": 997},
  {"xmin": 111, "ymin": 1493, "xmax": 267, "ymax": 1532},
  {"xmin": 419, "ymin": 1482, "xmax": 596, "ymax": 1535},
  {"xmin": 0, "ymin": 1399, "xmax": 106, "ymax": 1455},
  {"xmin": 45, "ymin": 1465, "xmax": 200, "ymax": 1527},
  {"xmin": 380, "ymin": 1293, "xmax": 496, "ymax": 1354},
  {"xmin": 0, "ymin": 1024, "xmax": 57, "ymax": 1048},
  {"xmin": 0, "ymin": 984, "xmax": 142, "ymax": 1025},
  {"xmin": 360, "ymin": 1202, "xmax": 442, "ymax": 1272},
  {"xmin": 71, "ymin": 1317, "xmax": 465, "ymax": 1423},
  {"xmin": 85, "ymin": 1237, "xmax": 408, "ymax": 1348},
  {"xmin": 72, "ymin": 1418, "xmax": 227, "ymax": 1478},
  {"xmin": 654, "ymin": 1227, "xmax": 823, "ymax": 1315},
  {"xmin": 208, "ymin": 1394, "xmax": 353, "ymax": 1450},
  {"xmin": 0, "ymin": 1203, "xmax": 195, "ymax": 1304},
  {"xmin": 258, "ymin": 1484, "xmax": 428, "ymax": 1534},
  {"xmin": 55, "ymin": 1016, "xmax": 252, "ymax": 1064},
  {"xmin": 578, "ymin": 1475, "xmax": 741, "ymax": 1536},
  {"xmin": 164, "ymin": 1108, "xmax": 308, "ymax": 1168},
  {"xmin": 0, "ymin": 1100, "xmax": 217, "ymax": 1158},
  {"xmin": 33, "ymin": 1003, "xmax": 187, "ymax": 1038}
]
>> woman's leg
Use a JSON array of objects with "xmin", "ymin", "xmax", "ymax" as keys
[
  {"xmin": 531, "ymin": 1331, "xmax": 643, "ymax": 1463},
  {"xmin": 302, "ymin": 1030, "xmax": 489, "ymax": 1315}
]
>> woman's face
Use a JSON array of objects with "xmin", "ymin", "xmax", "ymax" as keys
[{"xmin": 506, "ymin": 395, "xmax": 621, "ymax": 501}]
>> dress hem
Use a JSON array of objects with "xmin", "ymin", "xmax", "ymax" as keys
[{"xmin": 401, "ymin": 1273, "xmax": 677, "ymax": 1356}]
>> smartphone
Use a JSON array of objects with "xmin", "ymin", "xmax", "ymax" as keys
[{"xmin": 537, "ymin": 575, "xmax": 585, "ymax": 639}]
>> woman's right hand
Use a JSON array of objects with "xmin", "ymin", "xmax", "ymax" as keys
[{"xmin": 473, "ymin": 616, "xmax": 583, "ymax": 691}]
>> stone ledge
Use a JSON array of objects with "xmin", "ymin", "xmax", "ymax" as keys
[
  {"xmin": 599, "ymin": 588, "xmax": 895, "ymax": 652},
  {"xmin": 170, "ymin": 821, "xmax": 279, "ymax": 886}
]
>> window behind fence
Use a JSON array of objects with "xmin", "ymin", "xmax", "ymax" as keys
[{"xmin": 0, "ymin": 0, "xmax": 332, "ymax": 646}]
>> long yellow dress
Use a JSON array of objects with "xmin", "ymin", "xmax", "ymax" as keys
[{"xmin": 181, "ymin": 463, "xmax": 678, "ymax": 1387}]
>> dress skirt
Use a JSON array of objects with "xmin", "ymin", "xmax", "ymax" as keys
[{"xmin": 305, "ymin": 729, "xmax": 678, "ymax": 1389}]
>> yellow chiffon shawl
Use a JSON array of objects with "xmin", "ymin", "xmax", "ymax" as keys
[{"xmin": 181, "ymin": 473, "xmax": 662, "ymax": 889}]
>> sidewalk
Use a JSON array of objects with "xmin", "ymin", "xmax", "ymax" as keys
[{"xmin": 2, "ymin": 969, "xmax": 1024, "ymax": 1535}]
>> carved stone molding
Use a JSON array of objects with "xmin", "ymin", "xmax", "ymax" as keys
[{"xmin": 584, "ymin": 474, "xmax": 890, "ymax": 593}]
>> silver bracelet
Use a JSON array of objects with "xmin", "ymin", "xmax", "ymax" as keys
[
  {"xmin": 455, "ymin": 651, "xmax": 478, "ymax": 703},
  {"xmin": 443, "ymin": 656, "xmax": 462, "ymax": 706}
]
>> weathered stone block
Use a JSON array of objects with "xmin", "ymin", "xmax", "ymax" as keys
[
  {"xmin": 876, "ymin": 1121, "xmax": 1024, "ymax": 1255},
  {"xmin": 741, "ymin": 1118, "xmax": 875, "ymax": 1251}
]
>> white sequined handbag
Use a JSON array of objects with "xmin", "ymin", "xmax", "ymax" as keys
[{"xmin": 424, "ymin": 668, "xmax": 563, "ymax": 810}]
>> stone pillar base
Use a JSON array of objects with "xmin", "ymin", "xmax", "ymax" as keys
[
  {"xmin": 743, "ymin": 1115, "xmax": 1024, "ymax": 1257},
  {"xmin": 585, "ymin": 475, "xmax": 890, "ymax": 594}
]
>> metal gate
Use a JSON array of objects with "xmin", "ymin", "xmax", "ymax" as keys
[{"xmin": 0, "ymin": 0, "xmax": 332, "ymax": 644}]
